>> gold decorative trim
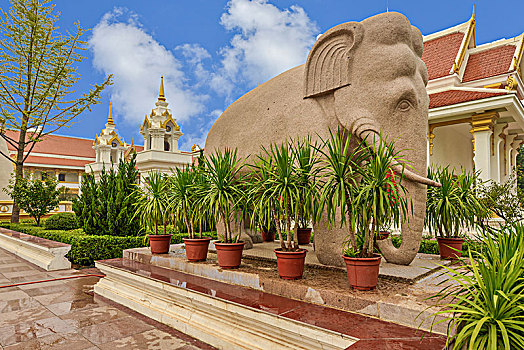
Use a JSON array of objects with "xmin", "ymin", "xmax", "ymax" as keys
[
  {"xmin": 158, "ymin": 76, "xmax": 166, "ymax": 102},
  {"xmin": 428, "ymin": 125, "xmax": 436, "ymax": 156},
  {"xmin": 512, "ymin": 34, "xmax": 524, "ymax": 74},
  {"xmin": 453, "ymin": 6, "xmax": 476, "ymax": 74},
  {"xmin": 471, "ymin": 111, "xmax": 499, "ymax": 132},
  {"xmin": 483, "ymin": 82, "xmax": 503, "ymax": 89},
  {"xmin": 107, "ymin": 102, "xmax": 115, "ymax": 125},
  {"xmin": 140, "ymin": 117, "xmax": 151, "ymax": 132},
  {"xmin": 108, "ymin": 135, "xmax": 124, "ymax": 147},
  {"xmin": 160, "ymin": 115, "xmax": 181, "ymax": 131},
  {"xmin": 505, "ymin": 75, "xmax": 518, "ymax": 90}
]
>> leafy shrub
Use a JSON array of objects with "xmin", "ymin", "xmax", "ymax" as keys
[
  {"xmin": 44, "ymin": 212, "xmax": 79, "ymax": 230},
  {"xmin": 428, "ymin": 224, "xmax": 524, "ymax": 349},
  {"xmin": 0, "ymin": 223, "xmax": 217, "ymax": 266},
  {"xmin": 3, "ymin": 176, "xmax": 60, "ymax": 226},
  {"xmin": 74, "ymin": 154, "xmax": 140, "ymax": 237}
]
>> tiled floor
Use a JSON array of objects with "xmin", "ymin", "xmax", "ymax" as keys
[{"xmin": 0, "ymin": 247, "xmax": 215, "ymax": 350}]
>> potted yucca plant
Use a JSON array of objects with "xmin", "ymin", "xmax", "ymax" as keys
[
  {"xmin": 318, "ymin": 130, "xmax": 410, "ymax": 290},
  {"xmin": 133, "ymin": 172, "xmax": 172, "ymax": 254},
  {"xmin": 293, "ymin": 137, "xmax": 320, "ymax": 245},
  {"xmin": 200, "ymin": 148, "xmax": 245, "ymax": 269},
  {"xmin": 425, "ymin": 167, "xmax": 486, "ymax": 259},
  {"xmin": 250, "ymin": 140, "xmax": 316, "ymax": 279},
  {"xmin": 168, "ymin": 166, "xmax": 211, "ymax": 262},
  {"xmin": 428, "ymin": 224, "xmax": 524, "ymax": 349}
]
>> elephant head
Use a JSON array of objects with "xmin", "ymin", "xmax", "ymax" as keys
[{"xmin": 304, "ymin": 13, "xmax": 437, "ymax": 265}]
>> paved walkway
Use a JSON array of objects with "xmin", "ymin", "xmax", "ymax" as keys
[{"xmin": 0, "ymin": 247, "xmax": 214, "ymax": 350}]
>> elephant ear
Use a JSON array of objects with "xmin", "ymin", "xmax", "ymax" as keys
[{"xmin": 304, "ymin": 22, "xmax": 364, "ymax": 99}]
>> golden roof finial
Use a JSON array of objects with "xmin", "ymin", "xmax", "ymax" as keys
[
  {"xmin": 107, "ymin": 102, "xmax": 115, "ymax": 125},
  {"xmin": 471, "ymin": 4, "xmax": 475, "ymax": 20},
  {"xmin": 158, "ymin": 76, "xmax": 166, "ymax": 102}
]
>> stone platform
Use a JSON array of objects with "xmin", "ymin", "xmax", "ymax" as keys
[
  {"xmin": 123, "ymin": 245, "xmax": 452, "ymax": 334},
  {"xmin": 0, "ymin": 227, "xmax": 71, "ymax": 271},
  {"xmin": 95, "ymin": 257, "xmax": 447, "ymax": 349},
  {"xmin": 230, "ymin": 241, "xmax": 451, "ymax": 283}
]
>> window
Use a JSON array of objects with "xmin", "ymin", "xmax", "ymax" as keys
[
  {"xmin": 164, "ymin": 140, "xmax": 170, "ymax": 151},
  {"xmin": 58, "ymin": 173, "xmax": 66, "ymax": 182},
  {"xmin": 41, "ymin": 172, "xmax": 48, "ymax": 180}
]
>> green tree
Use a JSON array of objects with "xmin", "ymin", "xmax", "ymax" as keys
[
  {"xmin": 73, "ymin": 154, "xmax": 140, "ymax": 236},
  {"xmin": 3, "ymin": 174, "xmax": 59, "ymax": 226},
  {"xmin": 0, "ymin": 0, "xmax": 112, "ymax": 223}
]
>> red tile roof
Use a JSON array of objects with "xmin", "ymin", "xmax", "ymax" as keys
[
  {"xmin": 429, "ymin": 90, "xmax": 507, "ymax": 109},
  {"xmin": 22, "ymin": 155, "xmax": 92, "ymax": 167},
  {"xmin": 462, "ymin": 45, "xmax": 516, "ymax": 82},
  {"xmin": 4, "ymin": 130, "xmax": 96, "ymax": 158},
  {"xmin": 4, "ymin": 130, "xmax": 144, "ymax": 168},
  {"xmin": 422, "ymin": 32, "xmax": 464, "ymax": 80}
]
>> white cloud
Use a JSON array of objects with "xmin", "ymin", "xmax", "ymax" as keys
[
  {"xmin": 89, "ymin": 8, "xmax": 207, "ymax": 125},
  {"xmin": 212, "ymin": 0, "xmax": 319, "ymax": 96},
  {"xmin": 175, "ymin": 43, "xmax": 211, "ymax": 87}
]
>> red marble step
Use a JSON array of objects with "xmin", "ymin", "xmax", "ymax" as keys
[
  {"xmin": 97, "ymin": 258, "xmax": 446, "ymax": 349},
  {"xmin": 0, "ymin": 227, "xmax": 70, "ymax": 248}
]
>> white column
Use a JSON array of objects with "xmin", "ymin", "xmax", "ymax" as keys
[
  {"xmin": 491, "ymin": 123, "xmax": 507, "ymax": 183},
  {"xmin": 150, "ymin": 129, "xmax": 165, "ymax": 151},
  {"xmin": 473, "ymin": 130, "xmax": 492, "ymax": 181},
  {"xmin": 471, "ymin": 112, "xmax": 498, "ymax": 182}
]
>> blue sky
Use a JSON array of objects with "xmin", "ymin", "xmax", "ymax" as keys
[{"xmin": 1, "ymin": 0, "xmax": 521, "ymax": 150}]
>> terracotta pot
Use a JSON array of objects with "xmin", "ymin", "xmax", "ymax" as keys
[
  {"xmin": 297, "ymin": 228, "xmax": 312, "ymax": 245},
  {"xmin": 148, "ymin": 234, "xmax": 172, "ymax": 254},
  {"xmin": 183, "ymin": 237, "xmax": 212, "ymax": 262},
  {"xmin": 274, "ymin": 248, "xmax": 308, "ymax": 280},
  {"xmin": 260, "ymin": 229, "xmax": 275, "ymax": 242},
  {"xmin": 343, "ymin": 254, "xmax": 381, "ymax": 291},
  {"xmin": 214, "ymin": 241, "xmax": 245, "ymax": 269},
  {"xmin": 437, "ymin": 237, "xmax": 463, "ymax": 260}
]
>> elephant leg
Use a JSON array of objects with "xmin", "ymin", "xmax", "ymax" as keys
[
  {"xmin": 313, "ymin": 208, "xmax": 349, "ymax": 267},
  {"xmin": 376, "ymin": 181, "xmax": 426, "ymax": 265}
]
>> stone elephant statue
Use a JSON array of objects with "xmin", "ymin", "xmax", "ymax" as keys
[{"xmin": 205, "ymin": 12, "xmax": 439, "ymax": 266}]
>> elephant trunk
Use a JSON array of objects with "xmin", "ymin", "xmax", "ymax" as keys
[{"xmin": 376, "ymin": 180, "xmax": 426, "ymax": 264}]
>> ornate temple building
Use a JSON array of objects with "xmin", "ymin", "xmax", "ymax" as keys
[
  {"xmin": 424, "ymin": 8, "xmax": 524, "ymax": 182},
  {"xmin": 135, "ymin": 77, "xmax": 194, "ymax": 180},
  {"xmin": 85, "ymin": 77, "xmax": 195, "ymax": 181}
]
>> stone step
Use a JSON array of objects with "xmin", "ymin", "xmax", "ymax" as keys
[
  {"xmin": 123, "ymin": 246, "xmax": 450, "ymax": 334},
  {"xmin": 94, "ymin": 258, "xmax": 446, "ymax": 350}
]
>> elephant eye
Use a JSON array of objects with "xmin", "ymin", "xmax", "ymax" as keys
[{"xmin": 397, "ymin": 100, "xmax": 412, "ymax": 111}]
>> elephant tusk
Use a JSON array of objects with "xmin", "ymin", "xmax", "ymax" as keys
[
  {"xmin": 357, "ymin": 128, "xmax": 442, "ymax": 188},
  {"xmin": 391, "ymin": 164, "xmax": 442, "ymax": 187}
]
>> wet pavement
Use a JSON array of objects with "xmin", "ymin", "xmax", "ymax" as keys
[{"xmin": 0, "ymin": 247, "xmax": 215, "ymax": 350}]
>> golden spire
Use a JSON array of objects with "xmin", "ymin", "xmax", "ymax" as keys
[
  {"xmin": 107, "ymin": 102, "xmax": 115, "ymax": 125},
  {"xmin": 471, "ymin": 4, "xmax": 475, "ymax": 21},
  {"xmin": 158, "ymin": 76, "xmax": 166, "ymax": 101}
]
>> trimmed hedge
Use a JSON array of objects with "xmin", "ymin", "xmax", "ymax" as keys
[
  {"xmin": 44, "ymin": 212, "xmax": 79, "ymax": 230},
  {"xmin": 1, "ymin": 223, "xmax": 145, "ymax": 266},
  {"xmin": 0, "ymin": 221, "xmax": 477, "ymax": 265},
  {"xmin": 0, "ymin": 223, "xmax": 218, "ymax": 266},
  {"xmin": 390, "ymin": 235, "xmax": 472, "ymax": 254}
]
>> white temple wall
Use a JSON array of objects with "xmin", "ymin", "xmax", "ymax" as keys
[{"xmin": 430, "ymin": 123, "xmax": 474, "ymax": 173}]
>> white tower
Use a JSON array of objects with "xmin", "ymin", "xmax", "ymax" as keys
[
  {"xmin": 136, "ymin": 77, "xmax": 193, "ymax": 179},
  {"xmin": 85, "ymin": 103, "xmax": 127, "ymax": 179}
]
